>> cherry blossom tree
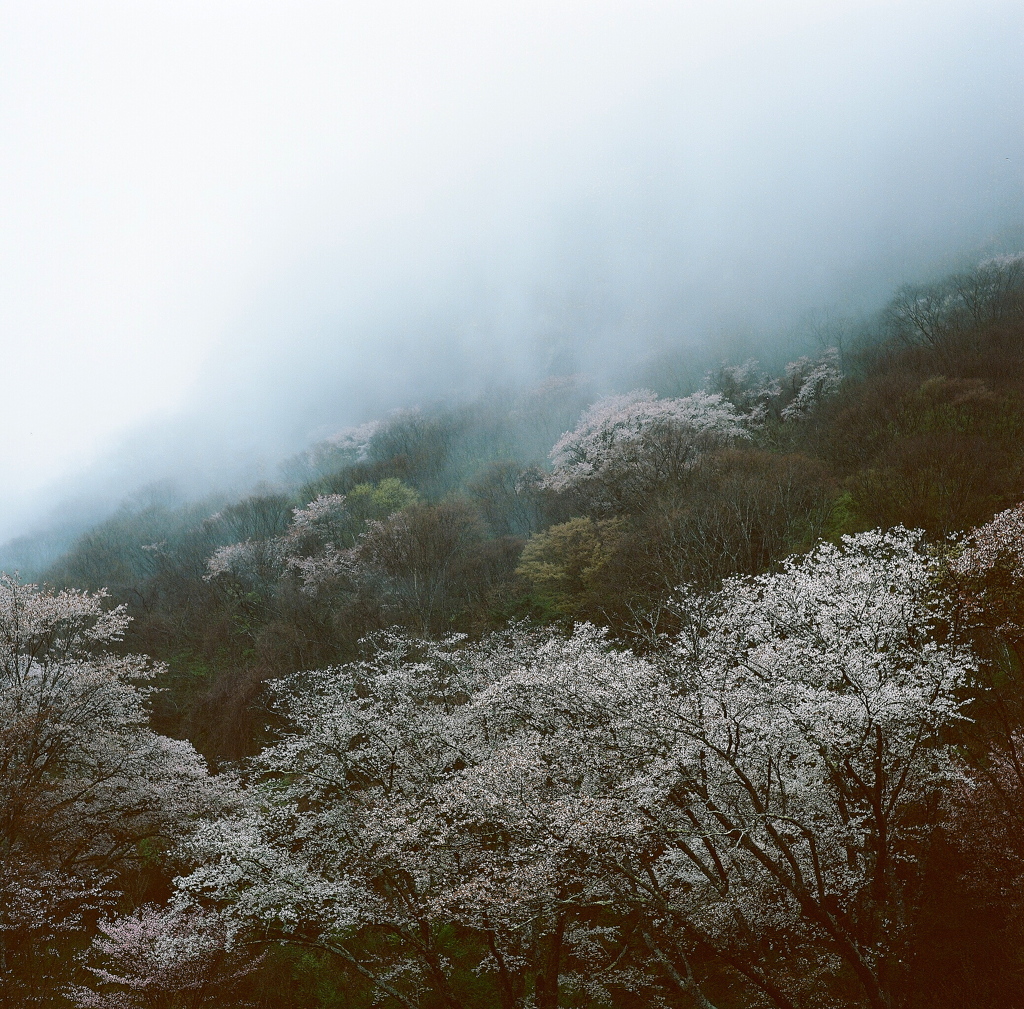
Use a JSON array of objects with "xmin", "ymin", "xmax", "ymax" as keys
[
  {"xmin": 778, "ymin": 347, "xmax": 843, "ymax": 421},
  {"xmin": 937, "ymin": 502, "xmax": 1024, "ymax": 764},
  {"xmin": 545, "ymin": 390, "xmax": 747, "ymax": 510},
  {"xmin": 707, "ymin": 349, "xmax": 843, "ymax": 429},
  {"xmin": 938, "ymin": 502, "xmax": 1024, "ymax": 943},
  {"xmin": 0, "ymin": 576, "xmax": 228, "ymax": 1000},
  {"xmin": 169, "ymin": 630, "xmax": 503, "ymax": 1009},
  {"xmin": 72, "ymin": 904, "xmax": 259, "ymax": 1009},
  {"xmin": 282, "ymin": 421, "xmax": 383, "ymax": 484},
  {"xmin": 203, "ymin": 494, "xmax": 356, "ymax": 601},
  {"xmin": 433, "ymin": 529, "xmax": 970, "ymax": 1008},
  {"xmin": 128, "ymin": 526, "xmax": 974, "ymax": 1008},
  {"xmin": 319, "ymin": 421, "xmax": 382, "ymax": 465},
  {"xmin": 623, "ymin": 529, "xmax": 972, "ymax": 1009},
  {"xmin": 946, "ymin": 501, "xmax": 1024, "ymax": 642},
  {"xmin": 203, "ymin": 485, "xmax": 422, "ymax": 601},
  {"xmin": 544, "ymin": 359, "xmax": 842, "ymax": 514},
  {"xmin": 204, "ymin": 538, "xmax": 286, "ymax": 588},
  {"xmin": 155, "ymin": 626, "xmax": 644, "ymax": 1008}
]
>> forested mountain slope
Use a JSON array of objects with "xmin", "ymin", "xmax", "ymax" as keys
[
  {"xmin": 5, "ymin": 256, "xmax": 1024, "ymax": 1007},
  {"xmin": 44, "ymin": 257, "xmax": 1024, "ymax": 761}
]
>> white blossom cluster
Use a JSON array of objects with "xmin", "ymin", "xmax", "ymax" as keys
[
  {"xmin": 323, "ymin": 421, "xmax": 381, "ymax": 463},
  {"xmin": 286, "ymin": 421, "xmax": 383, "ymax": 482},
  {"xmin": 546, "ymin": 390, "xmax": 747, "ymax": 505},
  {"xmin": 0, "ymin": 576, "xmax": 230, "ymax": 997},
  {"xmin": 949, "ymin": 502, "xmax": 1024, "ymax": 582},
  {"xmin": 80, "ymin": 528, "xmax": 975, "ymax": 1008},
  {"xmin": 707, "ymin": 348, "xmax": 843, "ymax": 428},
  {"xmin": 204, "ymin": 537, "xmax": 286, "ymax": 584},
  {"xmin": 204, "ymin": 493, "xmax": 356, "ymax": 595},
  {"xmin": 546, "ymin": 350, "xmax": 843, "ymax": 507},
  {"xmin": 71, "ymin": 904, "xmax": 258, "ymax": 1009},
  {"xmin": 943, "ymin": 501, "xmax": 1024, "ymax": 640},
  {"xmin": 779, "ymin": 347, "xmax": 843, "ymax": 421}
]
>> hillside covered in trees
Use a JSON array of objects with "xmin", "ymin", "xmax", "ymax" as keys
[{"xmin": 6, "ymin": 255, "xmax": 1024, "ymax": 1007}]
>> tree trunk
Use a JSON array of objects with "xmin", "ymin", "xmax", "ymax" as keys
[
  {"xmin": 487, "ymin": 930, "xmax": 524, "ymax": 1009},
  {"xmin": 534, "ymin": 912, "xmax": 566, "ymax": 1009}
]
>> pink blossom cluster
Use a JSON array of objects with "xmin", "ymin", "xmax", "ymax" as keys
[{"xmin": 73, "ymin": 905, "xmax": 258, "ymax": 1009}]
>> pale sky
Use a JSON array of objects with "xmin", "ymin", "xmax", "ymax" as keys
[{"xmin": 1, "ymin": 0, "xmax": 1021, "ymax": 541}]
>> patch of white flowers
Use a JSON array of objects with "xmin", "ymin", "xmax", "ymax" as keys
[
  {"xmin": 546, "ymin": 390, "xmax": 747, "ymax": 506},
  {"xmin": 0, "ymin": 576, "xmax": 230, "ymax": 998},
  {"xmin": 949, "ymin": 501, "xmax": 1024, "ymax": 581},
  {"xmin": 545, "ymin": 350, "xmax": 843, "ymax": 508},
  {"xmin": 80, "ymin": 527, "xmax": 977, "ymax": 1008},
  {"xmin": 204, "ymin": 494, "xmax": 355, "ymax": 595},
  {"xmin": 779, "ymin": 347, "xmax": 843, "ymax": 421}
]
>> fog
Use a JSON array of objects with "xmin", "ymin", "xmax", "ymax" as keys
[{"xmin": 1, "ymin": 0, "xmax": 1021, "ymax": 549}]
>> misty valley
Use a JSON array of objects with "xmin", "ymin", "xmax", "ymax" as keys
[{"xmin": 2, "ymin": 257, "xmax": 1024, "ymax": 1007}]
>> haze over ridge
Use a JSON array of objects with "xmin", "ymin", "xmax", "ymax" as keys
[{"xmin": 1, "ymin": 0, "xmax": 1021, "ymax": 545}]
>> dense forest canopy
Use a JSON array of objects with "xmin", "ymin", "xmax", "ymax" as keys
[{"xmin": 5, "ymin": 257, "xmax": 1024, "ymax": 1006}]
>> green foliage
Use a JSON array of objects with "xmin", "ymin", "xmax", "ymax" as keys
[
  {"xmin": 517, "ymin": 517, "xmax": 625, "ymax": 620},
  {"xmin": 823, "ymin": 490, "xmax": 864, "ymax": 540},
  {"xmin": 346, "ymin": 477, "xmax": 419, "ymax": 521}
]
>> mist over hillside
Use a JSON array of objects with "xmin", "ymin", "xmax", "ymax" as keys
[{"xmin": 1, "ymin": 1, "xmax": 1022, "ymax": 556}]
